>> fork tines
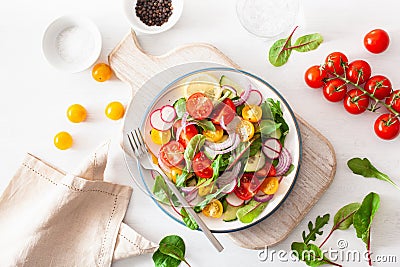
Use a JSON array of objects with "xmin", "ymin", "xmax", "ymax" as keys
[{"xmin": 127, "ymin": 129, "xmax": 147, "ymax": 157}]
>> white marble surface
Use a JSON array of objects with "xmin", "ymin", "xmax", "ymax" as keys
[{"xmin": 1, "ymin": 0, "xmax": 400, "ymax": 266}]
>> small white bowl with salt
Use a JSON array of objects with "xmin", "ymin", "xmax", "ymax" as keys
[{"xmin": 42, "ymin": 16, "xmax": 102, "ymax": 73}]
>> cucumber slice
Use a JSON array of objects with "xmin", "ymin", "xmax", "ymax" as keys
[
  {"xmin": 220, "ymin": 75, "xmax": 244, "ymax": 97},
  {"xmin": 223, "ymin": 203, "xmax": 242, "ymax": 222},
  {"xmin": 244, "ymin": 150, "xmax": 266, "ymax": 172}
]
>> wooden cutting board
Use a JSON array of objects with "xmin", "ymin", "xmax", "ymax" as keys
[{"xmin": 109, "ymin": 31, "xmax": 336, "ymax": 250}]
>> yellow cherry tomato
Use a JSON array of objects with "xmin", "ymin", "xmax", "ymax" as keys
[
  {"xmin": 242, "ymin": 105, "xmax": 262, "ymax": 123},
  {"xmin": 259, "ymin": 177, "xmax": 280, "ymax": 195},
  {"xmin": 203, "ymin": 125, "xmax": 224, "ymax": 142},
  {"xmin": 105, "ymin": 101, "xmax": 125, "ymax": 120},
  {"xmin": 237, "ymin": 119, "xmax": 255, "ymax": 142},
  {"xmin": 54, "ymin": 131, "xmax": 73, "ymax": 150},
  {"xmin": 202, "ymin": 199, "xmax": 223, "ymax": 218},
  {"xmin": 166, "ymin": 167, "xmax": 182, "ymax": 184},
  {"xmin": 198, "ymin": 181, "xmax": 217, "ymax": 196},
  {"xmin": 67, "ymin": 104, "xmax": 87, "ymax": 123},
  {"xmin": 92, "ymin": 63, "xmax": 112, "ymax": 82},
  {"xmin": 150, "ymin": 129, "xmax": 171, "ymax": 145}
]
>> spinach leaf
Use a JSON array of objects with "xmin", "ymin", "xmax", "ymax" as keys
[
  {"xmin": 236, "ymin": 104, "xmax": 245, "ymax": 116},
  {"xmin": 153, "ymin": 235, "xmax": 190, "ymax": 267},
  {"xmin": 193, "ymin": 119, "xmax": 216, "ymax": 131},
  {"xmin": 269, "ymin": 37, "xmax": 293, "ymax": 67},
  {"xmin": 152, "ymin": 175, "xmax": 179, "ymax": 206},
  {"xmin": 181, "ymin": 207, "xmax": 199, "ymax": 230},
  {"xmin": 293, "ymin": 33, "xmax": 324, "ymax": 52},
  {"xmin": 291, "ymin": 242, "xmax": 333, "ymax": 267},
  {"xmin": 184, "ymin": 134, "xmax": 206, "ymax": 171},
  {"xmin": 236, "ymin": 199, "xmax": 268, "ymax": 223},
  {"xmin": 152, "ymin": 249, "xmax": 181, "ymax": 267},
  {"xmin": 302, "ymin": 214, "xmax": 330, "ymax": 244},
  {"xmin": 347, "ymin": 158, "xmax": 400, "ymax": 190},
  {"xmin": 173, "ymin": 98, "xmax": 186, "ymax": 119},
  {"xmin": 259, "ymin": 120, "xmax": 282, "ymax": 136},
  {"xmin": 333, "ymin": 202, "xmax": 361, "ymax": 231},
  {"xmin": 353, "ymin": 192, "xmax": 380, "ymax": 244},
  {"xmin": 194, "ymin": 184, "xmax": 228, "ymax": 212},
  {"xmin": 249, "ymin": 135, "xmax": 262, "ymax": 157}
]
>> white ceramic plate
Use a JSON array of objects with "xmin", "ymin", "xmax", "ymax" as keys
[{"xmin": 123, "ymin": 67, "xmax": 301, "ymax": 233}]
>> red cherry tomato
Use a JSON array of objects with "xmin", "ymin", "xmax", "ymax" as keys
[
  {"xmin": 343, "ymin": 89, "xmax": 370, "ymax": 115},
  {"xmin": 364, "ymin": 29, "xmax": 390, "ymax": 54},
  {"xmin": 374, "ymin": 113, "xmax": 400, "ymax": 140},
  {"xmin": 268, "ymin": 165, "xmax": 276, "ymax": 177},
  {"xmin": 364, "ymin": 75, "xmax": 392, "ymax": 100},
  {"xmin": 179, "ymin": 124, "xmax": 199, "ymax": 148},
  {"xmin": 324, "ymin": 52, "xmax": 348, "ymax": 75},
  {"xmin": 305, "ymin": 65, "xmax": 328, "ymax": 88},
  {"xmin": 211, "ymin": 98, "xmax": 236, "ymax": 125},
  {"xmin": 323, "ymin": 79, "xmax": 347, "ymax": 102},
  {"xmin": 159, "ymin": 141, "xmax": 185, "ymax": 168},
  {"xmin": 385, "ymin": 90, "xmax": 400, "ymax": 113},
  {"xmin": 186, "ymin": 92, "xmax": 213, "ymax": 120},
  {"xmin": 192, "ymin": 152, "xmax": 213, "ymax": 178},
  {"xmin": 234, "ymin": 173, "xmax": 258, "ymax": 200},
  {"xmin": 346, "ymin": 60, "xmax": 372, "ymax": 85}
]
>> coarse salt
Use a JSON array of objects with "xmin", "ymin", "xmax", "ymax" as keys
[{"xmin": 56, "ymin": 26, "xmax": 95, "ymax": 63}]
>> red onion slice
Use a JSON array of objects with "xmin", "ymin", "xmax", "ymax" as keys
[
  {"xmin": 233, "ymin": 84, "xmax": 251, "ymax": 106},
  {"xmin": 253, "ymin": 192, "xmax": 274, "ymax": 203},
  {"xmin": 215, "ymin": 163, "xmax": 241, "ymax": 193},
  {"xmin": 275, "ymin": 147, "xmax": 292, "ymax": 176},
  {"xmin": 221, "ymin": 84, "xmax": 237, "ymax": 96}
]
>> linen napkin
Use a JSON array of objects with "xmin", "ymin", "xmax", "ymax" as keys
[{"xmin": 0, "ymin": 142, "xmax": 157, "ymax": 267}]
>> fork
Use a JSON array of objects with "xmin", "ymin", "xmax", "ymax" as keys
[{"xmin": 127, "ymin": 129, "xmax": 224, "ymax": 252}]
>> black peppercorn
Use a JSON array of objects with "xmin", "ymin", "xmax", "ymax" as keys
[{"xmin": 135, "ymin": 0, "xmax": 173, "ymax": 26}]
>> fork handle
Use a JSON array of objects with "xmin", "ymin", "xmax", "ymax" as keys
[{"xmin": 154, "ymin": 165, "xmax": 224, "ymax": 252}]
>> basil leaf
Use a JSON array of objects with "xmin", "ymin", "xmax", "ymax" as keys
[
  {"xmin": 152, "ymin": 249, "xmax": 181, "ymax": 267},
  {"xmin": 158, "ymin": 235, "xmax": 186, "ymax": 262},
  {"xmin": 181, "ymin": 207, "xmax": 199, "ymax": 230},
  {"xmin": 347, "ymin": 158, "xmax": 400, "ymax": 190},
  {"xmin": 184, "ymin": 134, "xmax": 206, "ymax": 171},
  {"xmin": 269, "ymin": 38, "xmax": 293, "ymax": 67},
  {"xmin": 293, "ymin": 33, "xmax": 323, "ymax": 52},
  {"xmin": 353, "ymin": 192, "xmax": 380, "ymax": 245},
  {"xmin": 152, "ymin": 175, "xmax": 179, "ymax": 206},
  {"xmin": 302, "ymin": 214, "xmax": 330, "ymax": 244},
  {"xmin": 333, "ymin": 202, "xmax": 361, "ymax": 230},
  {"xmin": 236, "ymin": 199, "xmax": 268, "ymax": 223},
  {"xmin": 291, "ymin": 242, "xmax": 332, "ymax": 267},
  {"xmin": 173, "ymin": 98, "xmax": 186, "ymax": 119}
]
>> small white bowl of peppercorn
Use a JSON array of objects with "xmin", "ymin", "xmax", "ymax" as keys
[{"xmin": 123, "ymin": 0, "xmax": 183, "ymax": 34}]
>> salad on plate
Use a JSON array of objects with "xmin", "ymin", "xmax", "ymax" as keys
[{"xmin": 146, "ymin": 73, "xmax": 295, "ymax": 228}]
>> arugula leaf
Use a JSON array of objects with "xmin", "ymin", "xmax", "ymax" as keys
[
  {"xmin": 184, "ymin": 134, "xmax": 205, "ymax": 171},
  {"xmin": 236, "ymin": 199, "xmax": 269, "ymax": 223},
  {"xmin": 293, "ymin": 33, "xmax": 324, "ymax": 52},
  {"xmin": 284, "ymin": 164, "xmax": 295, "ymax": 176},
  {"xmin": 265, "ymin": 99, "xmax": 289, "ymax": 144},
  {"xmin": 269, "ymin": 37, "xmax": 293, "ymax": 67},
  {"xmin": 181, "ymin": 207, "xmax": 199, "ymax": 230},
  {"xmin": 347, "ymin": 158, "xmax": 400, "ymax": 190},
  {"xmin": 291, "ymin": 242, "xmax": 333, "ymax": 267},
  {"xmin": 302, "ymin": 214, "xmax": 330, "ymax": 244},
  {"xmin": 353, "ymin": 192, "xmax": 380, "ymax": 244},
  {"xmin": 211, "ymin": 154, "xmax": 223, "ymax": 180},
  {"xmin": 173, "ymin": 98, "xmax": 186, "ymax": 119},
  {"xmin": 333, "ymin": 202, "xmax": 361, "ymax": 231},
  {"xmin": 152, "ymin": 175, "xmax": 179, "ymax": 206},
  {"xmin": 176, "ymin": 169, "xmax": 190, "ymax": 187},
  {"xmin": 153, "ymin": 235, "xmax": 190, "ymax": 267}
]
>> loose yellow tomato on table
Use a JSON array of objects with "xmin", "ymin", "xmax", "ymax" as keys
[
  {"xmin": 236, "ymin": 119, "xmax": 255, "ymax": 142},
  {"xmin": 203, "ymin": 125, "xmax": 223, "ymax": 142},
  {"xmin": 259, "ymin": 177, "xmax": 279, "ymax": 195},
  {"xmin": 54, "ymin": 131, "xmax": 73, "ymax": 150},
  {"xmin": 242, "ymin": 105, "xmax": 262, "ymax": 123},
  {"xmin": 92, "ymin": 63, "xmax": 112, "ymax": 82},
  {"xmin": 105, "ymin": 101, "xmax": 125, "ymax": 120},
  {"xmin": 150, "ymin": 129, "xmax": 171, "ymax": 145},
  {"xmin": 67, "ymin": 104, "xmax": 87, "ymax": 123},
  {"xmin": 202, "ymin": 199, "xmax": 223, "ymax": 218}
]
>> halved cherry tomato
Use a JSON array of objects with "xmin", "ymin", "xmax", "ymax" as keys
[
  {"xmin": 323, "ymin": 79, "xmax": 347, "ymax": 102},
  {"xmin": 237, "ymin": 120, "xmax": 255, "ymax": 142},
  {"xmin": 343, "ymin": 89, "xmax": 370, "ymax": 115},
  {"xmin": 186, "ymin": 92, "xmax": 213, "ymax": 120},
  {"xmin": 374, "ymin": 113, "xmax": 400, "ymax": 140},
  {"xmin": 203, "ymin": 125, "xmax": 223, "ymax": 142},
  {"xmin": 242, "ymin": 105, "xmax": 263, "ymax": 123},
  {"xmin": 386, "ymin": 90, "xmax": 400, "ymax": 113},
  {"xmin": 166, "ymin": 167, "xmax": 182, "ymax": 184},
  {"xmin": 192, "ymin": 152, "xmax": 213, "ymax": 178},
  {"xmin": 159, "ymin": 141, "xmax": 185, "ymax": 168},
  {"xmin": 364, "ymin": 75, "xmax": 392, "ymax": 100},
  {"xmin": 324, "ymin": 52, "xmax": 348, "ymax": 75},
  {"xmin": 346, "ymin": 60, "xmax": 371, "ymax": 85},
  {"xmin": 150, "ymin": 129, "xmax": 171, "ymax": 145},
  {"xmin": 202, "ymin": 199, "xmax": 223, "ymax": 218},
  {"xmin": 234, "ymin": 173, "xmax": 258, "ymax": 200},
  {"xmin": 211, "ymin": 98, "xmax": 236, "ymax": 125},
  {"xmin": 259, "ymin": 177, "xmax": 280, "ymax": 195},
  {"xmin": 198, "ymin": 181, "xmax": 217, "ymax": 196},
  {"xmin": 304, "ymin": 65, "xmax": 327, "ymax": 88},
  {"xmin": 364, "ymin": 29, "xmax": 390, "ymax": 54},
  {"xmin": 173, "ymin": 120, "xmax": 199, "ymax": 148},
  {"xmin": 268, "ymin": 165, "xmax": 276, "ymax": 177}
]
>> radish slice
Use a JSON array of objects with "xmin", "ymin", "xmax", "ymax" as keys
[
  {"xmin": 262, "ymin": 138, "xmax": 282, "ymax": 159},
  {"xmin": 275, "ymin": 147, "xmax": 293, "ymax": 176},
  {"xmin": 245, "ymin": 89, "xmax": 263, "ymax": 106},
  {"xmin": 226, "ymin": 193, "xmax": 245, "ymax": 207},
  {"xmin": 216, "ymin": 163, "xmax": 241, "ymax": 193},
  {"xmin": 150, "ymin": 109, "xmax": 173, "ymax": 131},
  {"xmin": 160, "ymin": 105, "xmax": 176, "ymax": 123},
  {"xmin": 253, "ymin": 192, "xmax": 274, "ymax": 203}
]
